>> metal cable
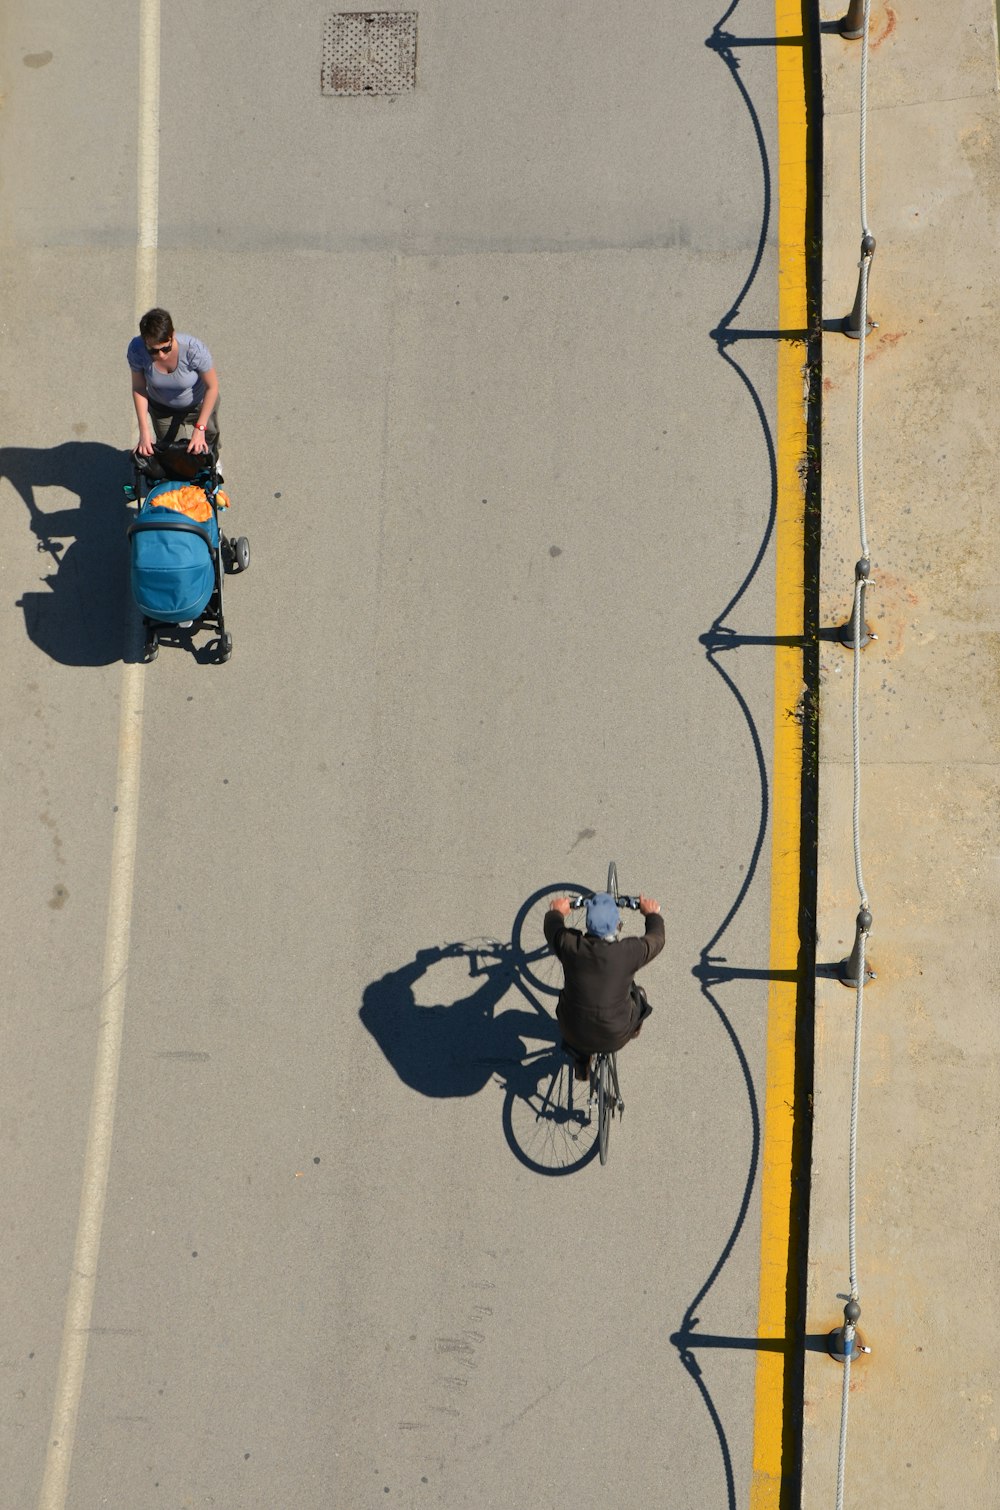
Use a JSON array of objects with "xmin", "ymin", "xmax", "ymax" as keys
[
  {"xmin": 856, "ymin": 0, "xmax": 872, "ymax": 560},
  {"xmin": 835, "ymin": 1348, "xmax": 853, "ymax": 1510},
  {"xmin": 846, "ymin": 936, "xmax": 866, "ymax": 1298},
  {"xmin": 855, "ymin": 253, "xmax": 871, "ymax": 565},
  {"xmin": 837, "ymin": 5, "xmax": 873, "ymax": 1506},
  {"xmin": 851, "ymin": 572, "xmax": 867, "ymax": 905},
  {"xmin": 859, "ymin": 0, "xmax": 871, "ymax": 238}
]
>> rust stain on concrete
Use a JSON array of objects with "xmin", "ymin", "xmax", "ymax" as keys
[
  {"xmin": 863, "ymin": 331, "xmax": 906, "ymax": 364},
  {"xmin": 870, "ymin": 7, "xmax": 897, "ymax": 49},
  {"xmin": 866, "ymin": 568, "xmax": 919, "ymax": 659}
]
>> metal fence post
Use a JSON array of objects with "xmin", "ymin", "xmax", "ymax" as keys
[
  {"xmin": 844, "ymin": 233, "xmax": 877, "ymax": 338},
  {"xmin": 840, "ymin": 0, "xmax": 867, "ymax": 39},
  {"xmin": 828, "ymin": 1298, "xmax": 870, "ymax": 1360},
  {"xmin": 839, "ymin": 907, "xmax": 875, "ymax": 987},
  {"xmin": 837, "ymin": 557, "xmax": 875, "ymax": 648}
]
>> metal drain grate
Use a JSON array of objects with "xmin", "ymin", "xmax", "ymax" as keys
[{"xmin": 322, "ymin": 13, "xmax": 417, "ymax": 96}]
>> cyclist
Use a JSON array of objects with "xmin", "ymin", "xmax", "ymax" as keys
[{"xmin": 544, "ymin": 892, "xmax": 664, "ymax": 1080}]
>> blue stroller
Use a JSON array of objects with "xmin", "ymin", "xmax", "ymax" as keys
[{"xmin": 125, "ymin": 444, "xmax": 249, "ymax": 663}]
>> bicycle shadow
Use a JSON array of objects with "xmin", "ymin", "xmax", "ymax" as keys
[
  {"xmin": 2, "ymin": 440, "xmax": 132, "ymax": 666},
  {"xmin": 358, "ymin": 886, "xmax": 602, "ymax": 1173},
  {"xmin": 359, "ymin": 941, "xmax": 540, "ymax": 1101}
]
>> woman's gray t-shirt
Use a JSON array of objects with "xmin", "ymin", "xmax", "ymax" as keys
[{"xmin": 127, "ymin": 333, "xmax": 213, "ymax": 410}]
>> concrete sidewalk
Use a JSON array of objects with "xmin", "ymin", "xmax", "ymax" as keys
[{"xmin": 805, "ymin": 3, "xmax": 1000, "ymax": 1505}]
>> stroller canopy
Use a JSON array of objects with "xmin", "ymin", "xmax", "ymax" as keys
[{"xmin": 129, "ymin": 480, "xmax": 219, "ymax": 623}]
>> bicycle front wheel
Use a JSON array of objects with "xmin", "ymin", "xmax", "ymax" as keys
[
  {"xmin": 511, "ymin": 882, "xmax": 593, "ymax": 996},
  {"xmin": 607, "ymin": 861, "xmax": 619, "ymax": 902}
]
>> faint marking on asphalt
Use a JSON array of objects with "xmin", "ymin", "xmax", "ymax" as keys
[{"xmin": 36, "ymin": 5, "xmax": 159, "ymax": 1507}]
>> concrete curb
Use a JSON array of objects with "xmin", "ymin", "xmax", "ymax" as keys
[{"xmin": 804, "ymin": 3, "xmax": 1000, "ymax": 1505}]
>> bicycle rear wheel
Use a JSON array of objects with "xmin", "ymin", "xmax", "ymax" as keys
[
  {"xmin": 596, "ymin": 1054, "xmax": 612, "ymax": 1165},
  {"xmin": 607, "ymin": 861, "xmax": 619, "ymax": 901},
  {"xmin": 503, "ymin": 1051, "xmax": 599, "ymax": 1175}
]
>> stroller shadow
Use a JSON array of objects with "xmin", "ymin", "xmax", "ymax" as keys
[{"xmin": 2, "ymin": 441, "xmax": 131, "ymax": 666}]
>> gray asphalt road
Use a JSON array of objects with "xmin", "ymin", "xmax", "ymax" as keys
[{"xmin": 1, "ymin": 2, "xmax": 790, "ymax": 1506}]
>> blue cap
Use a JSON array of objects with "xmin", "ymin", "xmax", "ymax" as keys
[{"xmin": 585, "ymin": 892, "xmax": 620, "ymax": 938}]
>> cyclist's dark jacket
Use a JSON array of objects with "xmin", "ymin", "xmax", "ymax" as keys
[{"xmin": 544, "ymin": 909, "xmax": 665, "ymax": 1053}]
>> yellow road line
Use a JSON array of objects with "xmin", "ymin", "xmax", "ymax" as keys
[
  {"xmin": 750, "ymin": 3, "xmax": 811, "ymax": 1505},
  {"xmin": 36, "ymin": 5, "xmax": 158, "ymax": 1505}
]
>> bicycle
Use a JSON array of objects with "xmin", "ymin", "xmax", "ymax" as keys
[
  {"xmin": 563, "ymin": 862, "xmax": 644, "ymax": 1166},
  {"xmin": 458, "ymin": 937, "xmax": 601, "ymax": 1174}
]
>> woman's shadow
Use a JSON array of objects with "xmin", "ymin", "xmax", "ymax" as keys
[{"xmin": 3, "ymin": 440, "xmax": 132, "ymax": 665}]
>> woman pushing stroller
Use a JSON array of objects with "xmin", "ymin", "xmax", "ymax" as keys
[
  {"xmin": 125, "ymin": 309, "xmax": 248, "ymax": 662},
  {"xmin": 127, "ymin": 308, "xmax": 220, "ymax": 463}
]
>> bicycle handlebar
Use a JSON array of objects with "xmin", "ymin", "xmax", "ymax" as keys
[{"xmin": 568, "ymin": 893, "xmax": 642, "ymax": 911}]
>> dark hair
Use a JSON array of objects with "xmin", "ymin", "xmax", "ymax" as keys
[{"xmin": 138, "ymin": 308, "xmax": 174, "ymax": 343}]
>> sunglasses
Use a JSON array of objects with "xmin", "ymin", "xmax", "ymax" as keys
[{"xmin": 145, "ymin": 340, "xmax": 172, "ymax": 355}]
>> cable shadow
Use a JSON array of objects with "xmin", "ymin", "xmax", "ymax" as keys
[
  {"xmin": 1, "ymin": 441, "xmax": 132, "ymax": 666},
  {"xmin": 671, "ymin": 6, "xmax": 820, "ymax": 1508}
]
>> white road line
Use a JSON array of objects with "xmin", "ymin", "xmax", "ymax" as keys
[{"xmin": 37, "ymin": 4, "xmax": 159, "ymax": 1505}]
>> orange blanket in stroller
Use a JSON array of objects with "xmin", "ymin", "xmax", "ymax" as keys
[{"xmin": 150, "ymin": 484, "xmax": 230, "ymax": 522}]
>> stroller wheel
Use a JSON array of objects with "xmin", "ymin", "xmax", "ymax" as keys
[
  {"xmin": 143, "ymin": 634, "xmax": 159, "ymax": 664},
  {"xmin": 235, "ymin": 536, "xmax": 250, "ymax": 572},
  {"xmin": 218, "ymin": 632, "xmax": 233, "ymax": 664}
]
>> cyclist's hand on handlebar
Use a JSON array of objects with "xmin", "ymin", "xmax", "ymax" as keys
[
  {"xmin": 549, "ymin": 897, "xmax": 572, "ymax": 916},
  {"xmin": 639, "ymin": 895, "xmax": 661, "ymax": 916}
]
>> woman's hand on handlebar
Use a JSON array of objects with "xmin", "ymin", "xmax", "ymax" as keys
[
  {"xmin": 136, "ymin": 431, "xmax": 156, "ymax": 457},
  {"xmin": 549, "ymin": 897, "xmax": 572, "ymax": 916},
  {"xmin": 638, "ymin": 895, "xmax": 661, "ymax": 916}
]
